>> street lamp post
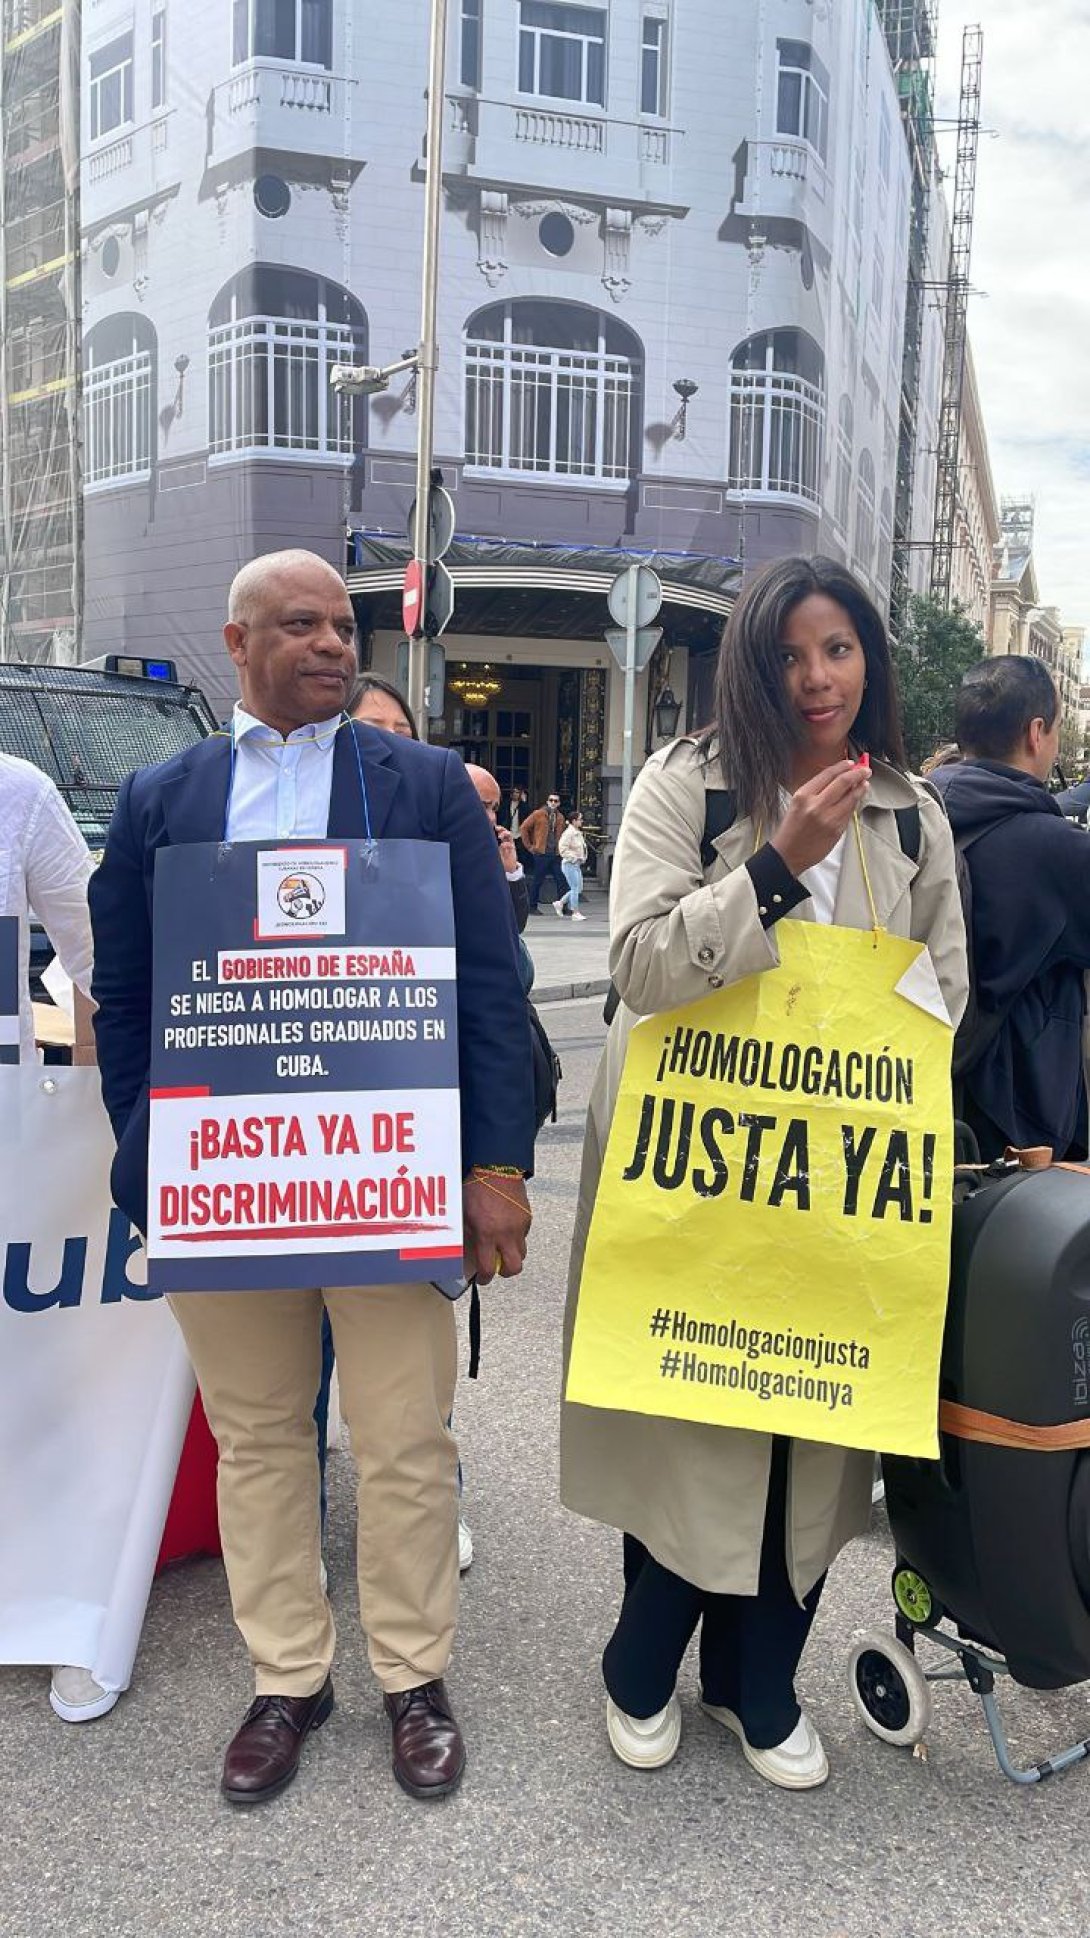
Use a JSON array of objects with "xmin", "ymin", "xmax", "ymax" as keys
[
  {"xmin": 408, "ymin": 0, "xmax": 449, "ymax": 737},
  {"xmin": 331, "ymin": 0, "xmax": 449, "ymax": 739}
]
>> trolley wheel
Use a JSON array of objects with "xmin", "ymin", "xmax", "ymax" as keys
[
  {"xmin": 848, "ymin": 1629, "xmax": 933, "ymax": 1747},
  {"xmin": 891, "ymin": 1565, "xmax": 943, "ymax": 1629}
]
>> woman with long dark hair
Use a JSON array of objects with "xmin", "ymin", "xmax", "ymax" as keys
[
  {"xmin": 562, "ymin": 556, "xmax": 967, "ymax": 1789},
  {"xmin": 349, "ymin": 671, "xmax": 419, "ymax": 739}
]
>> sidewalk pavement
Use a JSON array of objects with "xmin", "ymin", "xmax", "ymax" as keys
[{"xmin": 523, "ymin": 891, "xmax": 610, "ymax": 1004}]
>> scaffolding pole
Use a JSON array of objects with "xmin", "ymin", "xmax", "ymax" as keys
[
  {"xmin": 929, "ymin": 23, "xmax": 983, "ymax": 606},
  {"xmin": 876, "ymin": 0, "xmax": 938, "ymax": 636}
]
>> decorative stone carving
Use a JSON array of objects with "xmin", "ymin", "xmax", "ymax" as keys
[
  {"xmin": 602, "ymin": 206, "xmax": 632, "ymax": 303},
  {"xmin": 330, "ymin": 169, "xmax": 353, "ymax": 243},
  {"xmin": 477, "ymin": 190, "xmax": 509, "ymax": 286},
  {"xmin": 513, "ymin": 198, "xmax": 596, "ymax": 224},
  {"xmin": 747, "ymin": 227, "xmax": 767, "ymax": 285},
  {"xmin": 132, "ymin": 207, "xmax": 150, "ymax": 301}
]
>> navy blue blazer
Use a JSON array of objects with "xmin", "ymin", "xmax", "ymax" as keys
[{"xmin": 89, "ymin": 719, "xmax": 536, "ymax": 1234}]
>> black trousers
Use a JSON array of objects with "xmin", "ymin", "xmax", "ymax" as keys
[
  {"xmin": 529, "ymin": 851, "xmax": 567, "ymax": 908},
  {"xmin": 602, "ymin": 1440, "xmax": 825, "ymax": 1750}
]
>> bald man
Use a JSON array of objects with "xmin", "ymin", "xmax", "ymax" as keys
[
  {"xmin": 89, "ymin": 550, "xmax": 535, "ymax": 1807},
  {"xmin": 464, "ymin": 763, "xmax": 530, "ymax": 936}
]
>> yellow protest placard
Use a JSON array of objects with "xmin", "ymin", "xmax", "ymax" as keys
[{"xmin": 566, "ymin": 923, "xmax": 953, "ymax": 1458}]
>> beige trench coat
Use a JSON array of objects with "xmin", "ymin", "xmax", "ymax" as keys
[{"xmin": 561, "ymin": 737, "xmax": 969, "ymax": 1600}]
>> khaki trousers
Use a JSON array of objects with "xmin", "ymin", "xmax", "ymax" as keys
[{"xmin": 167, "ymin": 1282, "xmax": 459, "ymax": 1698}]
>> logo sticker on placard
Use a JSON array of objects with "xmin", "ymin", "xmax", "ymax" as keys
[{"xmin": 256, "ymin": 847, "xmax": 346, "ymax": 940}]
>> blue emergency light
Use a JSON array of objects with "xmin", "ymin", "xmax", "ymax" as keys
[{"xmin": 86, "ymin": 653, "xmax": 179, "ymax": 682}]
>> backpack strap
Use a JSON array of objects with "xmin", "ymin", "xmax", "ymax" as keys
[
  {"xmin": 699, "ymin": 788, "xmax": 738, "ymax": 869},
  {"xmin": 604, "ymin": 787, "xmax": 738, "ymax": 1025},
  {"xmin": 893, "ymin": 804, "xmax": 922, "ymax": 863}
]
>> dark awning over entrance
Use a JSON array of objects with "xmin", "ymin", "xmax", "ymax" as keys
[{"xmin": 346, "ymin": 530, "xmax": 740, "ymax": 650}]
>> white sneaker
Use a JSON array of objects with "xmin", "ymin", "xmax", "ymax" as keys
[
  {"xmin": 606, "ymin": 1693, "xmax": 682, "ymax": 1769},
  {"xmin": 570, "ymin": 911, "xmax": 587, "ymax": 922},
  {"xmin": 458, "ymin": 1517, "xmax": 474, "ymax": 1573},
  {"xmin": 50, "ymin": 1667, "xmax": 120, "ymax": 1724},
  {"xmin": 552, "ymin": 899, "xmax": 566, "ymax": 917},
  {"xmin": 700, "ymin": 1697, "xmax": 828, "ymax": 1790}
]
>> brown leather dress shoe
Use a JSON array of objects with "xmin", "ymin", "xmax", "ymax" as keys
[
  {"xmin": 221, "ymin": 1677, "xmax": 335, "ymax": 1805},
  {"xmin": 383, "ymin": 1679, "xmax": 465, "ymax": 1800}
]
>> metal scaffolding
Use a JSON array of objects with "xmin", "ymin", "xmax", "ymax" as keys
[
  {"xmin": 929, "ymin": 23, "xmax": 983, "ymax": 605},
  {"xmin": 0, "ymin": 0, "xmax": 83, "ymax": 665},
  {"xmin": 876, "ymin": 0, "xmax": 937, "ymax": 635}
]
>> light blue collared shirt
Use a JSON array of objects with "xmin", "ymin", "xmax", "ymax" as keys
[{"xmin": 224, "ymin": 704, "xmax": 343, "ymax": 843}]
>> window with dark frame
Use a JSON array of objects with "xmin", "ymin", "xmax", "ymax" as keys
[
  {"xmin": 518, "ymin": 2, "xmax": 606, "ymax": 108},
  {"xmin": 232, "ymin": 0, "xmax": 333, "ymax": 70},
  {"xmin": 640, "ymin": 15, "xmax": 668, "ymax": 117},
  {"xmin": 151, "ymin": 9, "xmax": 167, "ymax": 111},
  {"xmin": 775, "ymin": 39, "xmax": 829, "ymax": 163},
  {"xmin": 89, "ymin": 33, "xmax": 135, "ymax": 142},
  {"xmin": 460, "ymin": 0, "xmax": 482, "ymax": 89}
]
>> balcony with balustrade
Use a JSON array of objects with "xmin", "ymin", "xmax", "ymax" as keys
[
  {"xmin": 735, "ymin": 136, "xmax": 832, "ymax": 255},
  {"xmin": 206, "ymin": 62, "xmax": 361, "ymax": 173},
  {"xmin": 80, "ymin": 111, "xmax": 176, "ymax": 229},
  {"xmin": 442, "ymin": 90, "xmax": 684, "ymax": 208}
]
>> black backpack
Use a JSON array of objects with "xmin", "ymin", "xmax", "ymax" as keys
[
  {"xmin": 602, "ymin": 788, "xmax": 943, "ymax": 1029},
  {"xmin": 915, "ymin": 781, "xmax": 1012, "ymax": 1082},
  {"xmin": 528, "ymin": 1002, "xmax": 562, "ymax": 1131}
]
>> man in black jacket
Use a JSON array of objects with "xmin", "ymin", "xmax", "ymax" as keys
[{"xmin": 930, "ymin": 654, "xmax": 1090, "ymax": 1160}]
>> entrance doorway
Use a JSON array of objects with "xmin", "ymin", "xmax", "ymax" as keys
[{"xmin": 434, "ymin": 660, "xmax": 605, "ymax": 874}]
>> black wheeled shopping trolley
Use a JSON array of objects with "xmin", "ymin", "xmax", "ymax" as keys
[{"xmin": 848, "ymin": 1148, "xmax": 1090, "ymax": 1784}]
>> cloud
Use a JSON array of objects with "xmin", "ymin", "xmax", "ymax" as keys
[{"xmin": 936, "ymin": 1, "xmax": 1090, "ymax": 632}]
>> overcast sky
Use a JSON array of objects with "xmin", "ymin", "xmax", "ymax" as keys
[{"xmin": 934, "ymin": 0, "xmax": 1090, "ymax": 636}]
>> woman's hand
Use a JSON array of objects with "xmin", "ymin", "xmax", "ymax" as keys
[{"xmin": 770, "ymin": 759, "xmax": 871, "ymax": 878}]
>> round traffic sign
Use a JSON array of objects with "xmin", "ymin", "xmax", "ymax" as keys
[
  {"xmin": 402, "ymin": 558, "xmax": 424, "ymax": 638},
  {"xmin": 607, "ymin": 562, "xmax": 663, "ymax": 631},
  {"xmin": 406, "ymin": 484, "xmax": 456, "ymax": 562}
]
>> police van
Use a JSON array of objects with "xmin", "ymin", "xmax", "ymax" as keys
[{"xmin": 0, "ymin": 655, "xmax": 217, "ymax": 989}]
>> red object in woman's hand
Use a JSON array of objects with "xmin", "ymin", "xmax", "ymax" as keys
[{"xmin": 855, "ymin": 752, "xmax": 871, "ymax": 770}]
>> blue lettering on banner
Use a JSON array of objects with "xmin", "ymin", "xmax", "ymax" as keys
[{"xmin": 3, "ymin": 1210, "xmax": 161, "ymax": 1312}]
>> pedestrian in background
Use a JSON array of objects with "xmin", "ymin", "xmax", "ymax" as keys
[
  {"xmin": 930, "ymin": 655, "xmax": 1090, "ymax": 1160},
  {"xmin": 553, "ymin": 810, "xmax": 588, "ymax": 921},
  {"xmin": 521, "ymin": 790, "xmax": 568, "ymax": 912},
  {"xmin": 561, "ymin": 555, "xmax": 966, "ymax": 1792},
  {"xmin": 349, "ymin": 672, "xmax": 418, "ymax": 739}
]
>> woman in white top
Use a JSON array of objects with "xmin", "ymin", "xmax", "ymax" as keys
[
  {"xmin": 561, "ymin": 555, "xmax": 966, "ymax": 1791},
  {"xmin": 554, "ymin": 811, "xmax": 588, "ymax": 921},
  {"xmin": 0, "ymin": 752, "xmax": 93, "ymax": 1063}
]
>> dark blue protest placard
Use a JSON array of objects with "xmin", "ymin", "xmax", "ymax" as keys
[
  {"xmin": 0, "ymin": 917, "xmax": 18, "ymax": 1065},
  {"xmin": 146, "ymin": 840, "xmax": 462, "ymax": 1293}
]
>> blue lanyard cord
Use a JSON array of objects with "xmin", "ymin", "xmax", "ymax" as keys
[
  {"xmin": 223, "ymin": 713, "xmax": 372, "ymax": 844},
  {"xmin": 346, "ymin": 713, "xmax": 374, "ymax": 845}
]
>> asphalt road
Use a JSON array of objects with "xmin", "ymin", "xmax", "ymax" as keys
[{"xmin": 4, "ymin": 998, "xmax": 1090, "ymax": 1938}]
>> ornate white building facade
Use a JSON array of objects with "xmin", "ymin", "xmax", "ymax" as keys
[{"xmin": 77, "ymin": 0, "xmax": 924, "ymax": 826}]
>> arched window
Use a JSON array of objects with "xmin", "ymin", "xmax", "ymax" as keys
[
  {"xmin": 84, "ymin": 313, "xmax": 156, "ymax": 487},
  {"xmin": 465, "ymin": 299, "xmax": 642, "ymax": 483},
  {"xmin": 877, "ymin": 487, "xmax": 893, "ymax": 597},
  {"xmin": 208, "ymin": 267, "xmax": 366, "ymax": 460},
  {"xmin": 834, "ymin": 393, "xmax": 853, "ymax": 533},
  {"xmin": 854, "ymin": 450, "xmax": 876, "ymax": 574},
  {"xmin": 727, "ymin": 328, "xmax": 824, "ymax": 503}
]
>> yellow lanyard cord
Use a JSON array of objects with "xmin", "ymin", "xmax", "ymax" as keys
[
  {"xmin": 755, "ymin": 811, "xmax": 883, "ymax": 942},
  {"xmin": 851, "ymin": 812, "xmax": 883, "ymax": 943}
]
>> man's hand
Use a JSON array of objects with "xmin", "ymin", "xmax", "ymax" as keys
[
  {"xmin": 496, "ymin": 826, "xmax": 519, "ymax": 873},
  {"xmin": 770, "ymin": 759, "xmax": 870, "ymax": 878},
  {"xmin": 463, "ymin": 1172, "xmax": 531, "ymax": 1284}
]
